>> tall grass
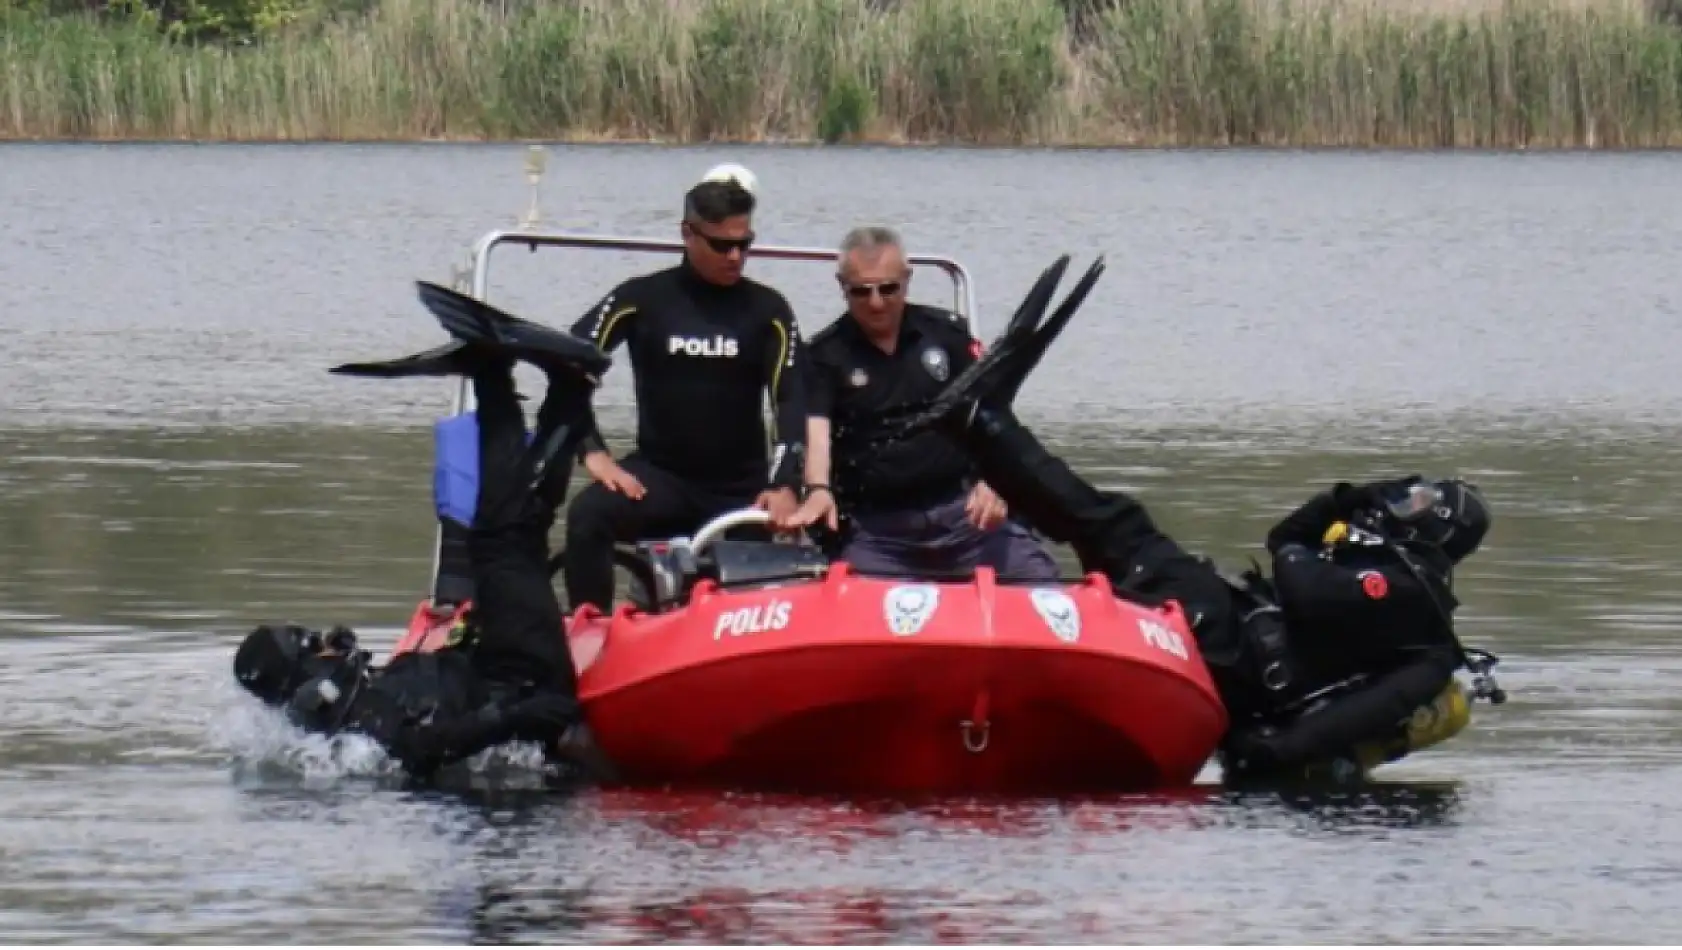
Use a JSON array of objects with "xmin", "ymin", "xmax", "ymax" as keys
[{"xmin": 3, "ymin": 0, "xmax": 1680, "ymax": 146}]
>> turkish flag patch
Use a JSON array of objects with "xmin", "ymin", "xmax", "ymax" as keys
[
  {"xmin": 1358, "ymin": 570, "xmax": 1389, "ymax": 600},
  {"xmin": 969, "ymin": 339, "xmax": 984, "ymax": 359}
]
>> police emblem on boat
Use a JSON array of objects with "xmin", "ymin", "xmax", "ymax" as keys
[
  {"xmin": 920, "ymin": 346, "xmax": 949, "ymax": 382},
  {"xmin": 884, "ymin": 584, "xmax": 940, "ymax": 636},
  {"xmin": 1030, "ymin": 588, "xmax": 1081, "ymax": 643}
]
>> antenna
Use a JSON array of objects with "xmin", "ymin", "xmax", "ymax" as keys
[{"xmin": 521, "ymin": 144, "xmax": 547, "ymax": 230}]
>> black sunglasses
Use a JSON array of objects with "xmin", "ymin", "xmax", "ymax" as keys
[
  {"xmin": 686, "ymin": 222, "xmax": 754, "ymax": 255},
  {"xmin": 844, "ymin": 281, "xmax": 903, "ymax": 299}
]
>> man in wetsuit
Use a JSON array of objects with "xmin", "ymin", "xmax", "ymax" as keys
[
  {"xmin": 231, "ymin": 283, "xmax": 614, "ymax": 780},
  {"xmin": 784, "ymin": 225, "xmax": 1058, "ymax": 581},
  {"xmin": 882, "ymin": 256, "xmax": 1496, "ymax": 779},
  {"xmin": 562, "ymin": 165, "xmax": 806, "ymax": 616}
]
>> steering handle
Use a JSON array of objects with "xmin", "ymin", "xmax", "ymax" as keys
[{"xmin": 689, "ymin": 507, "xmax": 774, "ymax": 556}]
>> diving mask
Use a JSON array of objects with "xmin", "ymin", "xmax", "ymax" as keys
[{"xmin": 1380, "ymin": 478, "xmax": 1492, "ymax": 563}]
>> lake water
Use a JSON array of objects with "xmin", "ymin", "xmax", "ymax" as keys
[{"xmin": 2, "ymin": 143, "xmax": 1680, "ymax": 943}]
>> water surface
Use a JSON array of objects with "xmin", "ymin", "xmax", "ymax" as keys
[{"xmin": 1, "ymin": 143, "xmax": 1679, "ymax": 943}]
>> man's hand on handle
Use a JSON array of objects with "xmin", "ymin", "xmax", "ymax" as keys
[
  {"xmin": 779, "ymin": 486, "xmax": 839, "ymax": 533},
  {"xmin": 755, "ymin": 486, "xmax": 802, "ymax": 531}
]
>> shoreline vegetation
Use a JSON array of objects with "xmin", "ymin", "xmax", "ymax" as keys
[{"xmin": 3, "ymin": 0, "xmax": 1681, "ymax": 148}]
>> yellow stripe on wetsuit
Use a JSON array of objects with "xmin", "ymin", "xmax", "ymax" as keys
[
  {"xmin": 594, "ymin": 305, "xmax": 636, "ymax": 348},
  {"xmin": 767, "ymin": 319, "xmax": 790, "ymax": 445}
]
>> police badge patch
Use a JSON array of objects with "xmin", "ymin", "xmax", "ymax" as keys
[
  {"xmin": 920, "ymin": 346, "xmax": 949, "ymax": 382},
  {"xmin": 1030, "ymin": 588, "xmax": 1081, "ymax": 643},
  {"xmin": 884, "ymin": 584, "xmax": 940, "ymax": 636}
]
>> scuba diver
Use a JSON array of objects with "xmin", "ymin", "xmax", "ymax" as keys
[
  {"xmin": 880, "ymin": 255, "xmax": 1505, "ymax": 781},
  {"xmin": 231, "ymin": 282, "xmax": 617, "ymax": 781}
]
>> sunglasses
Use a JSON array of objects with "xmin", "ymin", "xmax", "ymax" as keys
[
  {"xmin": 844, "ymin": 281, "xmax": 903, "ymax": 300},
  {"xmin": 686, "ymin": 223, "xmax": 754, "ymax": 255}
]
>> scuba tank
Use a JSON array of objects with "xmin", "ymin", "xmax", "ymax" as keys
[{"xmin": 1345, "ymin": 679, "xmax": 1472, "ymax": 775}]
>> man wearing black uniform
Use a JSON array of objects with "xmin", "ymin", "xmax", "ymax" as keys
[
  {"xmin": 562, "ymin": 165, "xmax": 805, "ymax": 615},
  {"xmin": 231, "ymin": 283, "xmax": 613, "ymax": 780},
  {"xmin": 882, "ymin": 255, "xmax": 1496, "ymax": 779},
  {"xmin": 785, "ymin": 226, "xmax": 1058, "ymax": 581}
]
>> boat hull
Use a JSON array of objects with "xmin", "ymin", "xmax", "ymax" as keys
[{"xmin": 399, "ymin": 563, "xmax": 1227, "ymax": 795}]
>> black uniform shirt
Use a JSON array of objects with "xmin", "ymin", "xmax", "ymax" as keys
[
  {"xmin": 805, "ymin": 303, "xmax": 981, "ymax": 511},
  {"xmin": 570, "ymin": 261, "xmax": 805, "ymax": 491}
]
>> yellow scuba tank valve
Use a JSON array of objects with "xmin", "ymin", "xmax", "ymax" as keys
[{"xmin": 1323, "ymin": 521, "xmax": 1350, "ymax": 546}]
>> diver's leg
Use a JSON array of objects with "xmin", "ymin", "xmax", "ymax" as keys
[
  {"xmin": 470, "ymin": 365, "xmax": 623, "ymax": 780},
  {"xmin": 949, "ymin": 407, "xmax": 1243, "ymax": 660},
  {"xmin": 465, "ymin": 363, "xmax": 589, "ymax": 694}
]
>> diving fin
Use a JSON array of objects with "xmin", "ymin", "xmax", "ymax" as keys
[
  {"xmin": 896, "ymin": 254, "xmax": 1104, "ymax": 439},
  {"xmin": 414, "ymin": 281, "xmax": 612, "ymax": 381},
  {"xmin": 991, "ymin": 255, "xmax": 1105, "ymax": 408},
  {"xmin": 328, "ymin": 341, "xmax": 474, "ymax": 379},
  {"xmin": 993, "ymin": 254, "xmax": 1072, "ymax": 355},
  {"xmin": 895, "ymin": 256, "xmax": 1065, "ymax": 434}
]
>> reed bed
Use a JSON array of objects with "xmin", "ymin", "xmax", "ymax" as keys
[{"xmin": 3, "ymin": 0, "xmax": 1680, "ymax": 146}]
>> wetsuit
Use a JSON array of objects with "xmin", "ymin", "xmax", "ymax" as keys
[
  {"xmin": 1264, "ymin": 485, "xmax": 1463, "ymax": 687},
  {"xmin": 881, "ymin": 253, "xmax": 1488, "ymax": 778},
  {"xmin": 562, "ymin": 259, "xmax": 806, "ymax": 613},
  {"xmin": 235, "ymin": 355, "xmax": 592, "ymax": 778},
  {"xmin": 944, "ymin": 407, "xmax": 1469, "ymax": 775}
]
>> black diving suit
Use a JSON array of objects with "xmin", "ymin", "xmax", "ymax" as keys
[
  {"xmin": 880, "ymin": 255, "xmax": 1499, "ymax": 780},
  {"xmin": 232, "ymin": 283, "xmax": 616, "ymax": 781}
]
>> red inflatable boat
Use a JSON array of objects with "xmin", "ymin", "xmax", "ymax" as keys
[{"xmin": 394, "ymin": 509, "xmax": 1227, "ymax": 796}]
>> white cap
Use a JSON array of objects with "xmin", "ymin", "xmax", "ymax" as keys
[{"xmin": 698, "ymin": 162, "xmax": 758, "ymax": 195}]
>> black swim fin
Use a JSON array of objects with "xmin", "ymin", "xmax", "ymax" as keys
[
  {"xmin": 984, "ymin": 255, "xmax": 1069, "ymax": 356},
  {"xmin": 328, "ymin": 340, "xmax": 475, "ymax": 379},
  {"xmin": 990, "ymin": 255, "xmax": 1105, "ymax": 408},
  {"xmin": 414, "ymin": 281, "xmax": 612, "ymax": 381},
  {"xmin": 894, "ymin": 254, "xmax": 1104, "ymax": 439}
]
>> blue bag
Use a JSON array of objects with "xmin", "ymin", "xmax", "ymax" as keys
[{"xmin": 433, "ymin": 413, "xmax": 482, "ymax": 528}]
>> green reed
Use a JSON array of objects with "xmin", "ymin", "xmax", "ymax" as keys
[{"xmin": 3, "ymin": 0, "xmax": 1679, "ymax": 146}]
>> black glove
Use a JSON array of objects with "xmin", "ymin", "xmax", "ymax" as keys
[{"xmin": 500, "ymin": 691, "xmax": 580, "ymax": 742}]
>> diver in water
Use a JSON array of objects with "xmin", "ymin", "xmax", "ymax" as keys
[
  {"xmin": 881, "ymin": 255, "xmax": 1499, "ymax": 780},
  {"xmin": 231, "ymin": 282, "xmax": 616, "ymax": 781}
]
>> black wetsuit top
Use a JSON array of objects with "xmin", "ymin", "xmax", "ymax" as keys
[
  {"xmin": 570, "ymin": 260, "xmax": 806, "ymax": 492},
  {"xmin": 288, "ymin": 648, "xmax": 559, "ymax": 778},
  {"xmin": 1264, "ymin": 487, "xmax": 1459, "ymax": 685}
]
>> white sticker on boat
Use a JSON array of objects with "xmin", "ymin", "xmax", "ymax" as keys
[
  {"xmin": 1030, "ymin": 588, "xmax": 1081, "ymax": 643},
  {"xmin": 713, "ymin": 600, "xmax": 793, "ymax": 640},
  {"xmin": 884, "ymin": 585, "xmax": 940, "ymax": 637},
  {"xmin": 1137, "ymin": 617, "xmax": 1190, "ymax": 660}
]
